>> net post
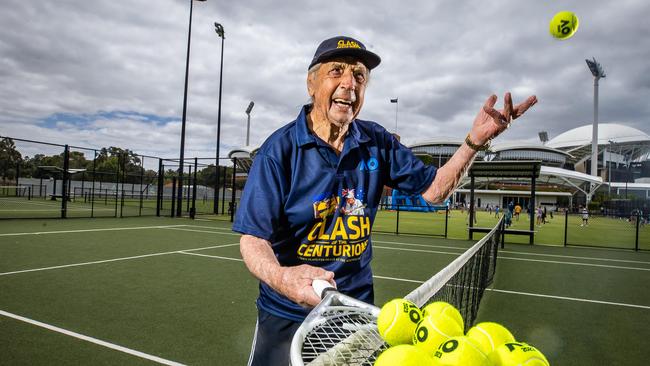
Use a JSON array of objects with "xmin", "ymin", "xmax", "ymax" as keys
[
  {"xmin": 28, "ymin": 185, "xmax": 32, "ymax": 200},
  {"xmin": 635, "ymin": 212, "xmax": 640, "ymax": 251},
  {"xmin": 564, "ymin": 210, "xmax": 569, "ymax": 247},
  {"xmin": 500, "ymin": 218, "xmax": 505, "ymax": 249}
]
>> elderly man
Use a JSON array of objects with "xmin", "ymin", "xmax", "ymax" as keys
[{"xmin": 233, "ymin": 35, "xmax": 536, "ymax": 365}]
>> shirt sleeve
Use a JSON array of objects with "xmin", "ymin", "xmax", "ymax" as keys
[
  {"xmin": 383, "ymin": 133, "xmax": 437, "ymax": 195},
  {"xmin": 232, "ymin": 153, "xmax": 286, "ymax": 242}
]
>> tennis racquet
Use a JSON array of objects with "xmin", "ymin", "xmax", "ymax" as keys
[{"xmin": 289, "ymin": 280, "xmax": 386, "ymax": 366}]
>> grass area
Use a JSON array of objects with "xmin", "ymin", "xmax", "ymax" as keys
[{"xmin": 374, "ymin": 209, "xmax": 649, "ymax": 250}]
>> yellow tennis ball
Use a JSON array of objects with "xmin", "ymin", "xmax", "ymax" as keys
[
  {"xmin": 433, "ymin": 336, "xmax": 490, "ymax": 366},
  {"xmin": 377, "ymin": 298, "xmax": 423, "ymax": 346},
  {"xmin": 374, "ymin": 344, "xmax": 439, "ymax": 366},
  {"xmin": 413, "ymin": 314, "xmax": 464, "ymax": 356},
  {"xmin": 488, "ymin": 342, "xmax": 550, "ymax": 366},
  {"xmin": 467, "ymin": 322, "xmax": 516, "ymax": 354},
  {"xmin": 549, "ymin": 11, "xmax": 579, "ymax": 40},
  {"xmin": 422, "ymin": 302, "xmax": 464, "ymax": 331}
]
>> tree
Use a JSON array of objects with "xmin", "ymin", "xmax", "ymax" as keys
[{"xmin": 0, "ymin": 138, "xmax": 22, "ymax": 182}]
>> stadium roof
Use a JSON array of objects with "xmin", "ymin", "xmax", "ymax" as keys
[
  {"xmin": 489, "ymin": 142, "xmax": 572, "ymax": 157},
  {"xmin": 547, "ymin": 123, "xmax": 650, "ymax": 163}
]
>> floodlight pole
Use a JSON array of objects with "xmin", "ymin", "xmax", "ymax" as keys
[
  {"xmin": 214, "ymin": 22, "xmax": 225, "ymax": 214},
  {"xmin": 390, "ymin": 98, "xmax": 399, "ymax": 133},
  {"xmin": 177, "ymin": 0, "xmax": 206, "ymax": 217},
  {"xmin": 585, "ymin": 57, "xmax": 606, "ymax": 204},
  {"xmin": 245, "ymin": 101, "xmax": 254, "ymax": 146}
]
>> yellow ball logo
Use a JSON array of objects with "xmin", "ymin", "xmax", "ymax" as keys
[{"xmin": 549, "ymin": 11, "xmax": 579, "ymax": 40}]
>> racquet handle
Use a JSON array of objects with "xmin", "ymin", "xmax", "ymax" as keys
[{"xmin": 312, "ymin": 279, "xmax": 336, "ymax": 299}]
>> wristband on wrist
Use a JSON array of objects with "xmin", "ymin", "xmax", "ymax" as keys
[{"xmin": 465, "ymin": 133, "xmax": 490, "ymax": 151}]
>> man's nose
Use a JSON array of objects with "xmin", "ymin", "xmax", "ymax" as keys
[{"xmin": 339, "ymin": 71, "xmax": 356, "ymax": 90}]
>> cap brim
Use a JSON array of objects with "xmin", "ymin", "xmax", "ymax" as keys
[{"xmin": 309, "ymin": 48, "xmax": 381, "ymax": 70}]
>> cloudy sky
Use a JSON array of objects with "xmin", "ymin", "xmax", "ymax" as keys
[{"xmin": 1, "ymin": 0, "xmax": 649, "ymax": 168}]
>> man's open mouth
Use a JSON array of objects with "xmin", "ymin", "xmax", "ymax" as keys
[{"xmin": 332, "ymin": 98, "xmax": 353, "ymax": 107}]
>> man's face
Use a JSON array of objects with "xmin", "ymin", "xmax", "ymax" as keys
[
  {"xmin": 347, "ymin": 197, "xmax": 355, "ymax": 205},
  {"xmin": 307, "ymin": 57, "xmax": 369, "ymax": 128}
]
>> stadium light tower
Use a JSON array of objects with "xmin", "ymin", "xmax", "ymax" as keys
[
  {"xmin": 586, "ymin": 58, "xmax": 606, "ymax": 177},
  {"xmin": 585, "ymin": 57, "xmax": 605, "ymax": 204},
  {"xmin": 214, "ymin": 22, "xmax": 225, "ymax": 214},
  {"xmin": 245, "ymin": 101, "xmax": 254, "ymax": 146},
  {"xmin": 177, "ymin": 0, "xmax": 206, "ymax": 217}
]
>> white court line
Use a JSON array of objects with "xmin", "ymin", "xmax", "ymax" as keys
[
  {"xmin": 0, "ymin": 225, "xmax": 187, "ymax": 237},
  {"xmin": 0, "ymin": 309, "xmax": 186, "ymax": 366},
  {"xmin": 0, "ymin": 244, "xmax": 239, "ymax": 276},
  {"xmin": 487, "ymin": 288, "xmax": 650, "ymax": 310},
  {"xmin": 373, "ymin": 245, "xmax": 650, "ymax": 271},
  {"xmin": 171, "ymin": 254, "xmax": 650, "ymax": 310},
  {"xmin": 497, "ymin": 255, "xmax": 650, "ymax": 271},
  {"xmin": 375, "ymin": 240, "xmax": 650, "ymax": 265},
  {"xmin": 160, "ymin": 227, "xmax": 239, "ymax": 236},
  {"xmin": 178, "ymin": 251, "xmax": 243, "ymax": 262},
  {"xmin": 371, "ymin": 274, "xmax": 650, "ymax": 310},
  {"xmin": 179, "ymin": 225, "xmax": 650, "ymax": 266}
]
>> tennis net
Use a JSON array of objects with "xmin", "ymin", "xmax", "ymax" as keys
[{"xmin": 295, "ymin": 217, "xmax": 504, "ymax": 365}]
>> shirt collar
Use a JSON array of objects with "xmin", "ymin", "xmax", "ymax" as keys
[{"xmin": 296, "ymin": 104, "xmax": 371, "ymax": 148}]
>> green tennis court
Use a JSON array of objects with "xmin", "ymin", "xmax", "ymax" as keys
[{"xmin": 1, "ymin": 216, "xmax": 649, "ymax": 365}]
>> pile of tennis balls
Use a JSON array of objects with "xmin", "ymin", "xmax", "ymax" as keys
[{"xmin": 374, "ymin": 298, "xmax": 549, "ymax": 365}]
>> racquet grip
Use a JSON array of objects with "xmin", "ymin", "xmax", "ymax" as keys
[{"xmin": 312, "ymin": 279, "xmax": 336, "ymax": 299}]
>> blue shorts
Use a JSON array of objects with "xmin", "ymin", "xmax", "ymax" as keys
[{"xmin": 247, "ymin": 307, "xmax": 301, "ymax": 366}]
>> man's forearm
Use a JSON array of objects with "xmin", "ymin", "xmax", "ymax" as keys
[
  {"xmin": 421, "ymin": 142, "xmax": 477, "ymax": 204},
  {"xmin": 240, "ymin": 234, "xmax": 283, "ymax": 289}
]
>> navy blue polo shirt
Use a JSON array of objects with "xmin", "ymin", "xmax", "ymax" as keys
[{"xmin": 233, "ymin": 105, "xmax": 436, "ymax": 322}]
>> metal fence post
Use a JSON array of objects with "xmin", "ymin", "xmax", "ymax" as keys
[
  {"xmin": 444, "ymin": 206, "xmax": 449, "ymax": 238},
  {"xmin": 230, "ymin": 158, "xmax": 237, "ymax": 222},
  {"xmin": 560, "ymin": 210, "xmax": 569, "ymax": 246},
  {"xmin": 635, "ymin": 212, "xmax": 641, "ymax": 251},
  {"xmin": 171, "ymin": 176, "xmax": 177, "ymax": 218},
  {"xmin": 395, "ymin": 204, "xmax": 400, "ymax": 235},
  {"xmin": 157, "ymin": 159, "xmax": 163, "ymax": 217},
  {"xmin": 191, "ymin": 157, "xmax": 198, "ymax": 219},
  {"xmin": 61, "ymin": 145, "xmax": 69, "ymax": 218}
]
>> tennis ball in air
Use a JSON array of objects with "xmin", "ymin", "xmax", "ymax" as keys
[
  {"xmin": 377, "ymin": 298, "xmax": 423, "ymax": 346},
  {"xmin": 422, "ymin": 301, "xmax": 464, "ymax": 330},
  {"xmin": 549, "ymin": 11, "xmax": 579, "ymax": 40},
  {"xmin": 467, "ymin": 322, "xmax": 516, "ymax": 354},
  {"xmin": 488, "ymin": 342, "xmax": 550, "ymax": 366},
  {"xmin": 374, "ymin": 344, "xmax": 438, "ymax": 366},
  {"xmin": 413, "ymin": 314, "xmax": 464, "ymax": 356},
  {"xmin": 432, "ymin": 336, "xmax": 490, "ymax": 366}
]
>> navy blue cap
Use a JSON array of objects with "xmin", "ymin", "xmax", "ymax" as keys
[{"xmin": 308, "ymin": 36, "xmax": 381, "ymax": 70}]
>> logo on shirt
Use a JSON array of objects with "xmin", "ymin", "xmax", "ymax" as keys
[
  {"xmin": 358, "ymin": 157, "xmax": 379, "ymax": 172},
  {"xmin": 299, "ymin": 188, "xmax": 371, "ymax": 262}
]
